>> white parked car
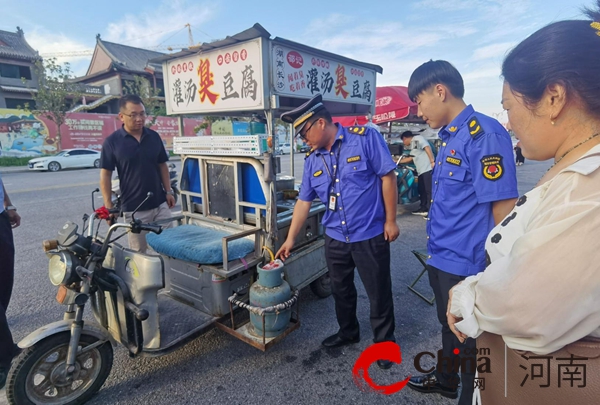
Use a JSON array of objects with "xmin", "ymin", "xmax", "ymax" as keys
[
  {"xmin": 28, "ymin": 148, "xmax": 101, "ymax": 172},
  {"xmin": 277, "ymin": 143, "xmax": 292, "ymax": 155}
]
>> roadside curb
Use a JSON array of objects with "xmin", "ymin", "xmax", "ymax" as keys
[
  {"xmin": 0, "ymin": 166, "xmax": 29, "ymax": 174},
  {"xmin": 0, "ymin": 156, "xmax": 180, "ymax": 174}
]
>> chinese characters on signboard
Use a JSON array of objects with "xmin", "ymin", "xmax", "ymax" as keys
[
  {"xmin": 164, "ymin": 39, "xmax": 264, "ymax": 114},
  {"xmin": 61, "ymin": 115, "xmax": 115, "ymax": 150},
  {"xmin": 272, "ymin": 44, "xmax": 376, "ymax": 106},
  {"xmin": 43, "ymin": 113, "xmax": 204, "ymax": 150}
]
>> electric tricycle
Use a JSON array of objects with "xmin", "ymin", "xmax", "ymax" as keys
[{"xmin": 6, "ymin": 23, "xmax": 383, "ymax": 405}]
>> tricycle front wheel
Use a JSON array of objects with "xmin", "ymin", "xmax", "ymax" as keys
[
  {"xmin": 310, "ymin": 273, "xmax": 332, "ymax": 298},
  {"xmin": 7, "ymin": 333, "xmax": 113, "ymax": 405}
]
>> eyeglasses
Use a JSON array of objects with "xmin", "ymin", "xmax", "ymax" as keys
[
  {"xmin": 298, "ymin": 120, "xmax": 316, "ymax": 141},
  {"xmin": 122, "ymin": 112, "xmax": 146, "ymax": 119}
]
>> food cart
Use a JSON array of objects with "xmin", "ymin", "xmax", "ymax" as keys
[
  {"xmin": 151, "ymin": 23, "xmax": 383, "ymax": 349},
  {"xmin": 3, "ymin": 25, "xmax": 387, "ymax": 405}
]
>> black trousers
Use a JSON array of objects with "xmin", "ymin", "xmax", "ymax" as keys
[
  {"xmin": 418, "ymin": 171, "xmax": 432, "ymax": 211},
  {"xmin": 324, "ymin": 233, "xmax": 395, "ymax": 343},
  {"xmin": 515, "ymin": 147, "xmax": 525, "ymax": 164},
  {"xmin": 0, "ymin": 211, "xmax": 16, "ymax": 367},
  {"xmin": 427, "ymin": 264, "xmax": 475, "ymax": 405}
]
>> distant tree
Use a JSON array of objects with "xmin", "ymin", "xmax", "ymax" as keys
[
  {"xmin": 25, "ymin": 58, "xmax": 81, "ymax": 151},
  {"xmin": 122, "ymin": 75, "xmax": 166, "ymax": 127},
  {"xmin": 195, "ymin": 116, "xmax": 219, "ymax": 130}
]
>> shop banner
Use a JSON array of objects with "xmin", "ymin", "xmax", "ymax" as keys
[
  {"xmin": 59, "ymin": 114, "xmax": 118, "ymax": 150},
  {"xmin": 272, "ymin": 43, "xmax": 376, "ymax": 106}
]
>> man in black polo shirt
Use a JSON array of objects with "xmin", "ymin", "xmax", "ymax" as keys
[{"xmin": 100, "ymin": 95, "xmax": 175, "ymax": 253}]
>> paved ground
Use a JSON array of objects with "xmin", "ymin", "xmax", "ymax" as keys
[{"xmin": 0, "ymin": 155, "xmax": 549, "ymax": 405}]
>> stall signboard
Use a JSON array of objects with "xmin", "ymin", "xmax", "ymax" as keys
[
  {"xmin": 272, "ymin": 43, "xmax": 376, "ymax": 106},
  {"xmin": 164, "ymin": 39, "xmax": 265, "ymax": 114}
]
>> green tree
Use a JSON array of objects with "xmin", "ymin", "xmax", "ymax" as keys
[
  {"xmin": 26, "ymin": 58, "xmax": 81, "ymax": 151},
  {"xmin": 194, "ymin": 115, "xmax": 219, "ymax": 132},
  {"xmin": 122, "ymin": 75, "xmax": 166, "ymax": 127}
]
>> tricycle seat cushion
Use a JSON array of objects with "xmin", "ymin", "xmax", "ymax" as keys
[{"xmin": 146, "ymin": 225, "xmax": 255, "ymax": 265}]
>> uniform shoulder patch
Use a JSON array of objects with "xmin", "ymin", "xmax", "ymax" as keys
[
  {"xmin": 305, "ymin": 148, "xmax": 315, "ymax": 159},
  {"xmin": 468, "ymin": 116, "xmax": 484, "ymax": 138},
  {"xmin": 481, "ymin": 154, "xmax": 504, "ymax": 181},
  {"xmin": 348, "ymin": 126, "xmax": 367, "ymax": 135}
]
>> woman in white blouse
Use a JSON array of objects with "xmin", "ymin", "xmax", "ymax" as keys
[{"xmin": 447, "ymin": 3, "xmax": 600, "ymax": 404}]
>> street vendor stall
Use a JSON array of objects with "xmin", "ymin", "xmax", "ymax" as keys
[
  {"xmin": 3, "ymin": 24, "xmax": 388, "ymax": 405},
  {"xmin": 150, "ymin": 23, "xmax": 383, "ymax": 349}
]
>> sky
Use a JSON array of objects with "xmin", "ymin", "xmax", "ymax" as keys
[{"xmin": 0, "ymin": 0, "xmax": 587, "ymax": 123}]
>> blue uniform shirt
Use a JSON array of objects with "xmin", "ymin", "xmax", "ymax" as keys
[
  {"xmin": 299, "ymin": 124, "xmax": 397, "ymax": 243},
  {"xmin": 427, "ymin": 105, "xmax": 518, "ymax": 276}
]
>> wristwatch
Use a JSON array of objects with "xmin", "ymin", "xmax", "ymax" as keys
[
  {"xmin": 166, "ymin": 190, "xmax": 175, "ymax": 196},
  {"xmin": 5, "ymin": 205, "xmax": 17, "ymax": 211}
]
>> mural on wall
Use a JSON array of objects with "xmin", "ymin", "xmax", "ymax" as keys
[
  {"xmin": 0, "ymin": 110, "xmax": 52, "ymax": 157},
  {"xmin": 0, "ymin": 109, "xmax": 207, "ymax": 157}
]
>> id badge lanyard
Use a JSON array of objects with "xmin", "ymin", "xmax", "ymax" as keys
[{"xmin": 320, "ymin": 143, "xmax": 342, "ymax": 211}]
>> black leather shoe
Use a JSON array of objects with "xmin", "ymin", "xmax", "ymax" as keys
[
  {"xmin": 321, "ymin": 333, "xmax": 360, "ymax": 348},
  {"xmin": 407, "ymin": 372, "xmax": 458, "ymax": 399},
  {"xmin": 377, "ymin": 359, "xmax": 393, "ymax": 370}
]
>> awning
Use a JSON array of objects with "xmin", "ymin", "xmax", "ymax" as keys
[
  {"xmin": 0, "ymin": 85, "xmax": 37, "ymax": 94},
  {"xmin": 333, "ymin": 86, "xmax": 418, "ymax": 125}
]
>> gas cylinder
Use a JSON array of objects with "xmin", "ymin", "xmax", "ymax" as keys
[{"xmin": 249, "ymin": 260, "xmax": 291, "ymax": 338}]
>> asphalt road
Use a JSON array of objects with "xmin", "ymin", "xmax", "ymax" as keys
[{"xmin": 0, "ymin": 155, "xmax": 550, "ymax": 405}]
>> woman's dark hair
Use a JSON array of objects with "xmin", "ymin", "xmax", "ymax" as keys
[
  {"xmin": 407, "ymin": 60, "xmax": 465, "ymax": 101},
  {"xmin": 502, "ymin": 1, "xmax": 600, "ymax": 116}
]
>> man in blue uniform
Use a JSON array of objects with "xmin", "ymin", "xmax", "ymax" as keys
[
  {"xmin": 406, "ymin": 60, "xmax": 518, "ymax": 404},
  {"xmin": 276, "ymin": 94, "xmax": 399, "ymax": 369}
]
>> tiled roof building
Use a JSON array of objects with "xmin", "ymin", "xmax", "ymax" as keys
[{"xmin": 0, "ymin": 27, "xmax": 39, "ymax": 109}]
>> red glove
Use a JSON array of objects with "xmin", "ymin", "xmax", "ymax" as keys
[{"xmin": 95, "ymin": 206, "xmax": 110, "ymax": 220}]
